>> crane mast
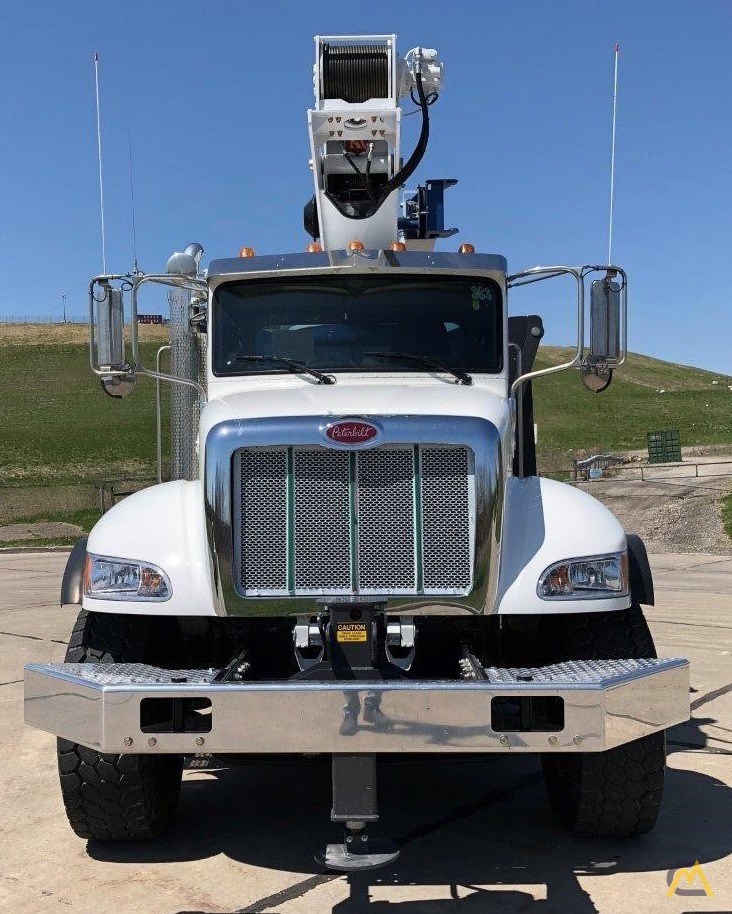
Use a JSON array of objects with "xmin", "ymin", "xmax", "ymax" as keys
[{"xmin": 305, "ymin": 35, "xmax": 452, "ymax": 252}]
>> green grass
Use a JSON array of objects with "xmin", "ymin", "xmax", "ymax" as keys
[
  {"xmin": 0, "ymin": 537, "xmax": 80, "ymax": 549},
  {"xmin": 722, "ymin": 494, "xmax": 732, "ymax": 542},
  {"xmin": 0, "ymin": 335, "xmax": 168, "ymax": 485}
]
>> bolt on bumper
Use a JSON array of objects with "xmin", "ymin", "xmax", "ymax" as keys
[{"xmin": 24, "ymin": 657, "xmax": 689, "ymax": 755}]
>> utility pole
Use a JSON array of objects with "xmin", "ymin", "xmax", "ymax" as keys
[{"xmin": 61, "ymin": 293, "xmax": 67, "ymax": 323}]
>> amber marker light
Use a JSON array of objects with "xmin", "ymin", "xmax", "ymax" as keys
[
  {"xmin": 239, "ymin": 246, "xmax": 256, "ymax": 258},
  {"xmin": 391, "ymin": 241, "xmax": 407, "ymax": 252},
  {"xmin": 348, "ymin": 240, "xmax": 365, "ymax": 251},
  {"xmin": 307, "ymin": 242, "xmax": 322, "ymax": 253},
  {"xmin": 83, "ymin": 553, "xmax": 93, "ymax": 595},
  {"xmin": 459, "ymin": 243, "xmax": 475, "ymax": 254}
]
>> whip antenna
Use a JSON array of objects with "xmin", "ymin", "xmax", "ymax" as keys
[
  {"xmin": 93, "ymin": 51, "xmax": 107, "ymax": 274},
  {"xmin": 607, "ymin": 42, "xmax": 620, "ymax": 265},
  {"xmin": 127, "ymin": 131, "xmax": 139, "ymax": 274}
]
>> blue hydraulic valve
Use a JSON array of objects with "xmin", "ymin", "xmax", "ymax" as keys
[{"xmin": 398, "ymin": 179, "xmax": 459, "ymax": 241}]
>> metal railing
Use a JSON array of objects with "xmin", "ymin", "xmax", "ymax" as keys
[
  {"xmin": 572, "ymin": 454, "xmax": 625, "ymax": 481},
  {"xmin": 576, "ymin": 458, "xmax": 732, "ymax": 483}
]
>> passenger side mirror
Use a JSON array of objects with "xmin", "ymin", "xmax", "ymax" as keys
[
  {"xmin": 590, "ymin": 276, "xmax": 621, "ymax": 362},
  {"xmin": 581, "ymin": 274, "xmax": 621, "ymax": 393}
]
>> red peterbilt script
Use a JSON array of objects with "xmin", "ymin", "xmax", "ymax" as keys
[{"xmin": 325, "ymin": 420, "xmax": 379, "ymax": 444}]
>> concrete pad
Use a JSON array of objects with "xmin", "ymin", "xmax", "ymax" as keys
[{"xmin": 1, "ymin": 551, "xmax": 731, "ymax": 914}]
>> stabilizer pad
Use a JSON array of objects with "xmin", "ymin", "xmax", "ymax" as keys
[{"xmin": 316, "ymin": 839, "xmax": 400, "ymax": 872}]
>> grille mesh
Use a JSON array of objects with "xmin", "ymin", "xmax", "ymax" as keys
[
  {"xmin": 294, "ymin": 449, "xmax": 351, "ymax": 590},
  {"xmin": 234, "ymin": 444, "xmax": 473, "ymax": 596},
  {"xmin": 237, "ymin": 449, "xmax": 288, "ymax": 592},
  {"xmin": 357, "ymin": 448, "xmax": 416, "ymax": 590},
  {"xmin": 421, "ymin": 447, "xmax": 472, "ymax": 590}
]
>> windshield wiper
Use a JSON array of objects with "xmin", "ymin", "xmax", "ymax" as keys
[
  {"xmin": 365, "ymin": 351, "xmax": 473, "ymax": 386},
  {"xmin": 228, "ymin": 355, "xmax": 336, "ymax": 385}
]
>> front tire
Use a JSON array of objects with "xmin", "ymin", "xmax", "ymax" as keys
[
  {"xmin": 541, "ymin": 605, "xmax": 666, "ymax": 837},
  {"xmin": 57, "ymin": 610, "xmax": 183, "ymax": 841}
]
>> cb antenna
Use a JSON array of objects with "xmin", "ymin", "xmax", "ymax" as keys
[
  {"xmin": 93, "ymin": 51, "xmax": 107, "ymax": 274},
  {"xmin": 607, "ymin": 42, "xmax": 620, "ymax": 265},
  {"xmin": 127, "ymin": 131, "xmax": 140, "ymax": 274}
]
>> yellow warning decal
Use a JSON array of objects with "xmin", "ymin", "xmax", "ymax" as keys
[{"xmin": 336, "ymin": 623, "xmax": 367, "ymax": 643}]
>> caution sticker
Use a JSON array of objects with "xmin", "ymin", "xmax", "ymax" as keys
[{"xmin": 336, "ymin": 623, "xmax": 368, "ymax": 643}]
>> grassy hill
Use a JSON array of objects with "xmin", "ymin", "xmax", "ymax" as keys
[
  {"xmin": 1, "ymin": 324, "xmax": 731, "ymax": 495},
  {"xmin": 0, "ymin": 324, "xmax": 169, "ymax": 487},
  {"xmin": 533, "ymin": 346, "xmax": 732, "ymax": 464}
]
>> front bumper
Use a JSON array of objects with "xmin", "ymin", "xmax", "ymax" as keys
[{"xmin": 24, "ymin": 657, "xmax": 688, "ymax": 755}]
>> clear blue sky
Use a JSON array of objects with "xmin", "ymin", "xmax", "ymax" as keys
[{"xmin": 1, "ymin": 1, "xmax": 730, "ymax": 372}]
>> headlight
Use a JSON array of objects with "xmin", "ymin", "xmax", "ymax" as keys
[
  {"xmin": 538, "ymin": 552, "xmax": 628, "ymax": 600},
  {"xmin": 84, "ymin": 554, "xmax": 171, "ymax": 601}
]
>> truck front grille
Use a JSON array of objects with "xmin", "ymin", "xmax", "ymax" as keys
[{"xmin": 233, "ymin": 445, "xmax": 474, "ymax": 597}]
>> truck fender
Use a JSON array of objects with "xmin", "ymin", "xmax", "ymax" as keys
[
  {"xmin": 496, "ymin": 476, "xmax": 631, "ymax": 615},
  {"xmin": 84, "ymin": 480, "xmax": 216, "ymax": 616},
  {"xmin": 60, "ymin": 537, "xmax": 88, "ymax": 608},
  {"xmin": 626, "ymin": 533, "xmax": 654, "ymax": 606}
]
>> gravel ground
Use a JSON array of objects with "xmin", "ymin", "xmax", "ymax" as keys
[
  {"xmin": 0, "ymin": 522, "xmax": 82, "ymax": 543},
  {"xmin": 578, "ymin": 476, "xmax": 732, "ymax": 554}
]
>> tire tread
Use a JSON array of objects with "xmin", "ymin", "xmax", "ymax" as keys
[
  {"xmin": 541, "ymin": 605, "xmax": 665, "ymax": 838},
  {"xmin": 57, "ymin": 610, "xmax": 182, "ymax": 841}
]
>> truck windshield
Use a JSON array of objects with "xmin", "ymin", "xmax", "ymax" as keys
[{"xmin": 212, "ymin": 274, "xmax": 502, "ymax": 377}]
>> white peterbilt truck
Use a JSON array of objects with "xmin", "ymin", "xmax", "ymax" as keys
[{"xmin": 25, "ymin": 36, "xmax": 688, "ymax": 870}]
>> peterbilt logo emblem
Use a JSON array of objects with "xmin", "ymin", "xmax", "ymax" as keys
[{"xmin": 325, "ymin": 420, "xmax": 380, "ymax": 446}]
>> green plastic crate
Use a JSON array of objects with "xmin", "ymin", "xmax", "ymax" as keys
[{"xmin": 647, "ymin": 430, "xmax": 681, "ymax": 464}]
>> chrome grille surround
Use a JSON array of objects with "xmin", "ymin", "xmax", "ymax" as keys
[{"xmin": 205, "ymin": 416, "xmax": 502, "ymax": 617}]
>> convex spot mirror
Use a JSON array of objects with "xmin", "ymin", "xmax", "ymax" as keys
[
  {"xmin": 581, "ymin": 361, "xmax": 613, "ymax": 393},
  {"xmin": 590, "ymin": 276, "xmax": 621, "ymax": 362},
  {"xmin": 101, "ymin": 372, "xmax": 137, "ymax": 399}
]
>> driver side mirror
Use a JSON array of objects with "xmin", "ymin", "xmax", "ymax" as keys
[
  {"xmin": 94, "ymin": 281, "xmax": 136, "ymax": 398},
  {"xmin": 95, "ymin": 282, "xmax": 126, "ymax": 369}
]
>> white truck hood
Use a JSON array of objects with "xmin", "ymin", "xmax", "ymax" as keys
[{"xmin": 200, "ymin": 376, "xmax": 512, "ymax": 445}]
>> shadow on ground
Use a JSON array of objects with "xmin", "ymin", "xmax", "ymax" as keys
[{"xmin": 86, "ymin": 715, "xmax": 731, "ymax": 914}]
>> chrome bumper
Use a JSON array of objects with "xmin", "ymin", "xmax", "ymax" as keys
[{"xmin": 24, "ymin": 658, "xmax": 689, "ymax": 755}]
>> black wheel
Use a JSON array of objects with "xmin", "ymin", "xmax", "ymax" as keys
[
  {"xmin": 57, "ymin": 610, "xmax": 183, "ymax": 841},
  {"xmin": 541, "ymin": 605, "xmax": 666, "ymax": 837}
]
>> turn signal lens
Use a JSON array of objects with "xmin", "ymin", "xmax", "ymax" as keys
[
  {"xmin": 348, "ymin": 240, "xmax": 365, "ymax": 251},
  {"xmin": 307, "ymin": 242, "xmax": 322, "ymax": 253},
  {"xmin": 238, "ymin": 246, "xmax": 256, "ymax": 258},
  {"xmin": 391, "ymin": 241, "xmax": 407, "ymax": 252},
  {"xmin": 459, "ymin": 243, "xmax": 475, "ymax": 254}
]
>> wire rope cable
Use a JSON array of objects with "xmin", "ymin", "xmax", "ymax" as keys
[{"xmin": 321, "ymin": 43, "xmax": 389, "ymax": 103}]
